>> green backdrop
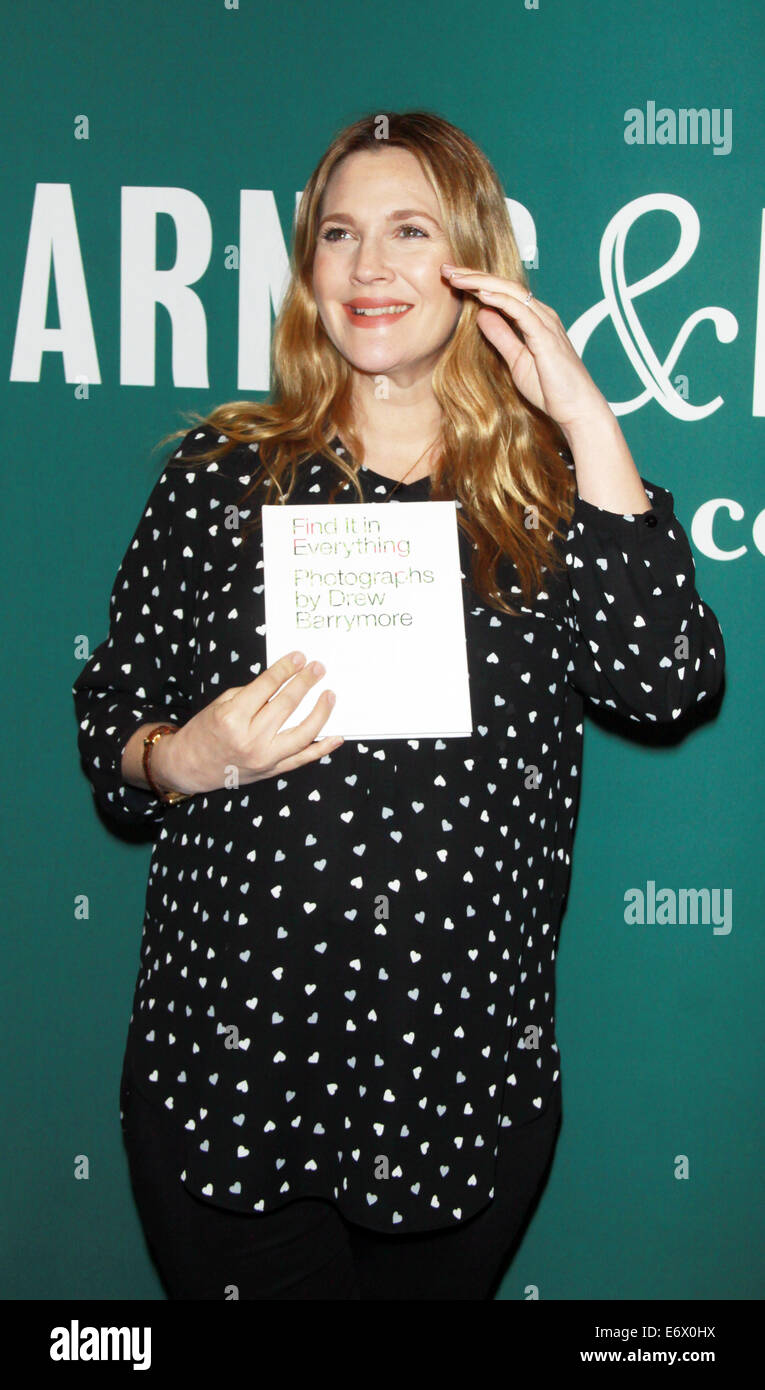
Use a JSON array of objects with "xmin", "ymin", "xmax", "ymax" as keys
[{"xmin": 2, "ymin": 0, "xmax": 762, "ymax": 1300}]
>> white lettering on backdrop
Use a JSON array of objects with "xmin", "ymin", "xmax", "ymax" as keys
[{"xmin": 8, "ymin": 184, "xmax": 764, "ymax": 559}]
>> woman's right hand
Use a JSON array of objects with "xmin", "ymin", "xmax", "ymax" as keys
[{"xmin": 154, "ymin": 651, "xmax": 343, "ymax": 795}]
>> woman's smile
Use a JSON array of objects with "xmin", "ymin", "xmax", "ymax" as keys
[{"xmin": 342, "ymin": 297, "xmax": 414, "ymax": 327}]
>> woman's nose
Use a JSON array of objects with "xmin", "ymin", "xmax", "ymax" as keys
[{"xmin": 351, "ymin": 241, "xmax": 390, "ymax": 278}]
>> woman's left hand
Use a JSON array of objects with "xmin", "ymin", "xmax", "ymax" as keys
[{"xmin": 441, "ymin": 263, "xmax": 608, "ymax": 434}]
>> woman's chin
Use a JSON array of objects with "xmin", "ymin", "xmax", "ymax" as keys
[{"xmin": 337, "ymin": 340, "xmax": 423, "ymax": 377}]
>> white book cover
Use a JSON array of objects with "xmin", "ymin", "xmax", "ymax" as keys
[{"xmin": 261, "ymin": 500, "xmax": 473, "ymax": 739}]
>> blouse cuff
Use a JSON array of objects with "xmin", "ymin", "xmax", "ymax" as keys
[
  {"xmin": 90, "ymin": 704, "xmax": 182, "ymax": 823},
  {"xmin": 569, "ymin": 477, "xmax": 675, "ymax": 539}
]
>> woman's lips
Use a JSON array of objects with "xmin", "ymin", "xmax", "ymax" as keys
[{"xmin": 342, "ymin": 303, "xmax": 414, "ymax": 327}]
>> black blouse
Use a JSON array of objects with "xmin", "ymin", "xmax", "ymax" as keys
[{"xmin": 72, "ymin": 425, "xmax": 725, "ymax": 1233}]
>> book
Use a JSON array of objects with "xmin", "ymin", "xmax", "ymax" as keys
[{"xmin": 261, "ymin": 500, "xmax": 473, "ymax": 738}]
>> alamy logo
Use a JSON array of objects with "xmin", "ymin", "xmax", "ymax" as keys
[
  {"xmin": 624, "ymin": 880, "xmax": 732, "ymax": 935},
  {"xmin": 50, "ymin": 1320, "xmax": 151, "ymax": 1371},
  {"xmin": 624, "ymin": 102, "xmax": 732, "ymax": 155}
]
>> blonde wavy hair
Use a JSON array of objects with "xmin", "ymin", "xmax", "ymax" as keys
[{"xmin": 159, "ymin": 110, "xmax": 576, "ymax": 614}]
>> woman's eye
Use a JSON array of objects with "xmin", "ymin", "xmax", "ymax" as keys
[{"xmin": 319, "ymin": 224, "xmax": 428, "ymax": 242}]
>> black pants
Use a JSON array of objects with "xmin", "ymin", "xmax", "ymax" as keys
[{"xmin": 119, "ymin": 1051, "xmax": 562, "ymax": 1300}]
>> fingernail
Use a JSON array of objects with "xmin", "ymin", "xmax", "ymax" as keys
[
  {"xmin": 311, "ymin": 660, "xmax": 326, "ymax": 676},
  {"xmin": 291, "ymin": 650, "xmax": 305, "ymax": 665},
  {"xmin": 326, "ymin": 690, "xmax": 336, "ymax": 705}
]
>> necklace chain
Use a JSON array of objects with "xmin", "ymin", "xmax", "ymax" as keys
[
  {"xmin": 380, "ymin": 437, "xmax": 439, "ymax": 501},
  {"xmin": 333, "ymin": 431, "xmax": 439, "ymax": 500}
]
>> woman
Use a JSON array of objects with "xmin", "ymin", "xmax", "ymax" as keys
[{"xmin": 72, "ymin": 111, "xmax": 725, "ymax": 1300}]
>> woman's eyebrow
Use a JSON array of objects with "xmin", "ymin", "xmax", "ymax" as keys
[{"xmin": 318, "ymin": 208, "xmax": 441, "ymax": 227}]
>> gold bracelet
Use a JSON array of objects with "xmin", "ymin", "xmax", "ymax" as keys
[{"xmin": 142, "ymin": 725, "xmax": 191, "ymax": 804}]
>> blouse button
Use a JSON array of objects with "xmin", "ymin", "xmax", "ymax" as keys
[{"xmin": 643, "ymin": 511, "xmax": 658, "ymax": 527}]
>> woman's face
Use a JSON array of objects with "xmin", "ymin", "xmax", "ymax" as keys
[{"xmin": 311, "ymin": 147, "xmax": 463, "ymax": 389}]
